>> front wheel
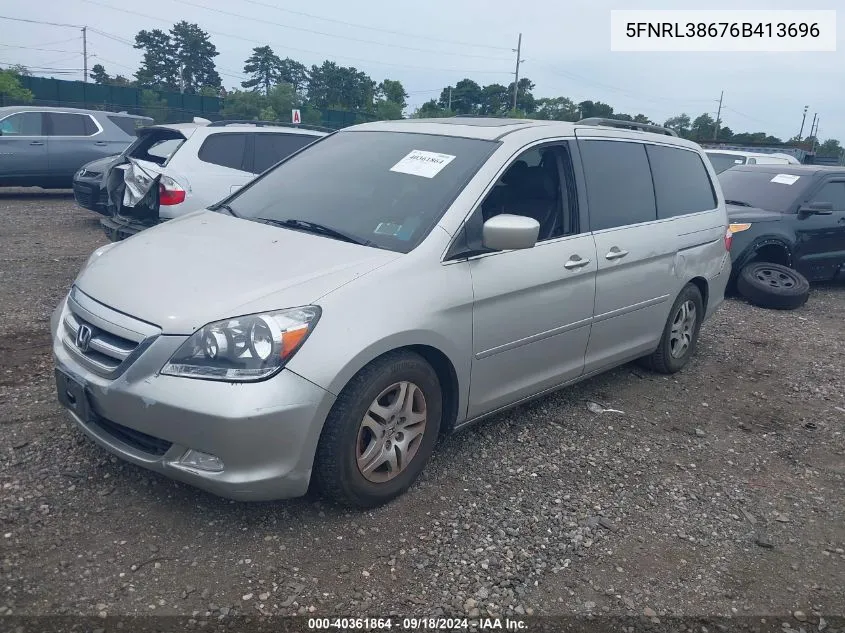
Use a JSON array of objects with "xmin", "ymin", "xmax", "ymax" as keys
[
  {"xmin": 640, "ymin": 284, "xmax": 704, "ymax": 374},
  {"xmin": 314, "ymin": 351, "xmax": 442, "ymax": 508}
]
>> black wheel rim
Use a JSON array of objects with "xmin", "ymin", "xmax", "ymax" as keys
[{"xmin": 754, "ymin": 267, "xmax": 798, "ymax": 289}]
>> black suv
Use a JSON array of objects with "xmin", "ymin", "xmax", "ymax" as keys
[{"xmin": 719, "ymin": 165, "xmax": 845, "ymax": 308}]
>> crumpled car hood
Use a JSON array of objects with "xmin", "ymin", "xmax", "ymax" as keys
[{"xmin": 76, "ymin": 211, "xmax": 400, "ymax": 334}]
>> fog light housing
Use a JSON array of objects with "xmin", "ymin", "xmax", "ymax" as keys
[{"xmin": 176, "ymin": 449, "xmax": 224, "ymax": 472}]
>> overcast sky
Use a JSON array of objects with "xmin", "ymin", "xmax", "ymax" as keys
[{"xmin": 1, "ymin": 0, "xmax": 841, "ymax": 141}]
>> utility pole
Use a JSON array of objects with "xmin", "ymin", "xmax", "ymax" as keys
[
  {"xmin": 511, "ymin": 33, "xmax": 522, "ymax": 113},
  {"xmin": 808, "ymin": 112, "xmax": 817, "ymax": 141},
  {"xmin": 447, "ymin": 87, "xmax": 452, "ymax": 112},
  {"xmin": 812, "ymin": 118, "xmax": 820, "ymax": 153},
  {"xmin": 797, "ymin": 105, "xmax": 809, "ymax": 140},
  {"xmin": 713, "ymin": 90, "xmax": 723, "ymax": 141},
  {"xmin": 82, "ymin": 26, "xmax": 88, "ymax": 83}
]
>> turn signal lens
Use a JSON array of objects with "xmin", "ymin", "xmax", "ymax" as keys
[{"xmin": 729, "ymin": 223, "xmax": 752, "ymax": 233}]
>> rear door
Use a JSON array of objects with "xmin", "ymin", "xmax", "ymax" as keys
[
  {"xmin": 192, "ymin": 132, "xmax": 251, "ymax": 205},
  {"xmin": 0, "ymin": 111, "xmax": 48, "ymax": 181},
  {"xmin": 575, "ymin": 136, "xmax": 674, "ymax": 372},
  {"xmin": 793, "ymin": 178, "xmax": 845, "ymax": 280},
  {"xmin": 46, "ymin": 112, "xmax": 111, "ymax": 181}
]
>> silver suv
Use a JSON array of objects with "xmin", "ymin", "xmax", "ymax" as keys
[
  {"xmin": 0, "ymin": 106, "xmax": 151, "ymax": 188},
  {"xmin": 51, "ymin": 117, "xmax": 731, "ymax": 508}
]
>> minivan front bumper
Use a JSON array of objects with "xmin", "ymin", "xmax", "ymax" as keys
[{"xmin": 50, "ymin": 296, "xmax": 336, "ymax": 501}]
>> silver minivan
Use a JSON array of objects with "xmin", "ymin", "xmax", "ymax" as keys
[{"xmin": 51, "ymin": 117, "xmax": 731, "ymax": 507}]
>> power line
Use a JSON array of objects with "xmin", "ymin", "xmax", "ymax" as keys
[
  {"xmin": 0, "ymin": 15, "xmax": 83, "ymax": 28},
  {"xmin": 170, "ymin": 0, "xmax": 513, "ymax": 61},
  {"xmin": 79, "ymin": 0, "xmax": 511, "ymax": 75},
  {"xmin": 0, "ymin": 44, "xmax": 81, "ymax": 53},
  {"xmin": 239, "ymin": 0, "xmax": 513, "ymax": 52}
]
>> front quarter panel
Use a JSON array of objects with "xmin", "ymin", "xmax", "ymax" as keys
[{"xmin": 284, "ymin": 229, "xmax": 474, "ymax": 426}]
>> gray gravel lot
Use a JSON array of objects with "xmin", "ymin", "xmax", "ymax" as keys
[{"xmin": 1, "ymin": 191, "xmax": 844, "ymax": 624}]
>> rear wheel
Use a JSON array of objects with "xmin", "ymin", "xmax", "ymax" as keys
[
  {"xmin": 737, "ymin": 262, "xmax": 809, "ymax": 310},
  {"xmin": 314, "ymin": 351, "xmax": 441, "ymax": 508},
  {"xmin": 640, "ymin": 284, "xmax": 704, "ymax": 374}
]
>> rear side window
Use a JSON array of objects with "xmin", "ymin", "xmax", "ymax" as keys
[
  {"xmin": 108, "ymin": 116, "xmax": 144, "ymax": 136},
  {"xmin": 47, "ymin": 113, "xmax": 94, "ymax": 136},
  {"xmin": 579, "ymin": 140, "xmax": 656, "ymax": 231},
  {"xmin": 126, "ymin": 130, "xmax": 186, "ymax": 165},
  {"xmin": 253, "ymin": 133, "xmax": 317, "ymax": 173},
  {"xmin": 0, "ymin": 111, "xmax": 43, "ymax": 135},
  {"xmin": 198, "ymin": 133, "xmax": 248, "ymax": 171},
  {"xmin": 646, "ymin": 145, "xmax": 717, "ymax": 218}
]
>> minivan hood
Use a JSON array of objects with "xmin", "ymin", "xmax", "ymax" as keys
[
  {"xmin": 76, "ymin": 211, "xmax": 400, "ymax": 334},
  {"xmin": 727, "ymin": 204, "xmax": 783, "ymax": 223}
]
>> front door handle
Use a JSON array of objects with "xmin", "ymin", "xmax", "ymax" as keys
[
  {"xmin": 29, "ymin": 141, "xmax": 44, "ymax": 146},
  {"xmin": 94, "ymin": 141, "xmax": 108, "ymax": 146},
  {"xmin": 605, "ymin": 247, "xmax": 629, "ymax": 260},
  {"xmin": 564, "ymin": 256, "xmax": 591, "ymax": 270}
]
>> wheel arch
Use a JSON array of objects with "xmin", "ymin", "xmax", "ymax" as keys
[
  {"xmin": 687, "ymin": 276, "xmax": 709, "ymax": 314},
  {"xmin": 737, "ymin": 237, "xmax": 794, "ymax": 271},
  {"xmin": 319, "ymin": 334, "xmax": 466, "ymax": 436}
]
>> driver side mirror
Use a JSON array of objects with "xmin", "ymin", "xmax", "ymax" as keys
[
  {"xmin": 799, "ymin": 201, "xmax": 834, "ymax": 216},
  {"xmin": 482, "ymin": 214, "xmax": 540, "ymax": 251}
]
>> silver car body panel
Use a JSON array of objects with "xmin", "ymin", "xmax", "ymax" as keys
[{"xmin": 53, "ymin": 118, "xmax": 730, "ymax": 500}]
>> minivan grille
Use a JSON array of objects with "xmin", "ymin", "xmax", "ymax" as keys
[{"xmin": 61, "ymin": 287, "xmax": 160, "ymax": 378}]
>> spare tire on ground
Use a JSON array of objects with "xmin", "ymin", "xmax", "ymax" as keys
[{"xmin": 737, "ymin": 262, "xmax": 810, "ymax": 310}]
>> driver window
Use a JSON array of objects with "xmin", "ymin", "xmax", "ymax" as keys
[
  {"xmin": 477, "ymin": 144, "xmax": 576, "ymax": 243},
  {"xmin": 810, "ymin": 182, "xmax": 845, "ymax": 210}
]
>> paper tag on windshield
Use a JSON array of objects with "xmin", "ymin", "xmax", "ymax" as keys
[
  {"xmin": 390, "ymin": 150, "xmax": 456, "ymax": 178},
  {"xmin": 771, "ymin": 174, "xmax": 800, "ymax": 185}
]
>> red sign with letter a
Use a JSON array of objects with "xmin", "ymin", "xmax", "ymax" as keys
[{"xmin": 291, "ymin": 109, "xmax": 301, "ymax": 124}]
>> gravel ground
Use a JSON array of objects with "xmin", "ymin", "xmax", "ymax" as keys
[{"xmin": 1, "ymin": 191, "xmax": 844, "ymax": 626}]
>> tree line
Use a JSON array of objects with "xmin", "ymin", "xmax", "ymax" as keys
[{"xmin": 1, "ymin": 18, "xmax": 840, "ymax": 156}]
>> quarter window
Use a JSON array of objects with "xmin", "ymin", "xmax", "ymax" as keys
[
  {"xmin": 197, "ymin": 133, "xmax": 248, "ymax": 171},
  {"xmin": 646, "ymin": 145, "xmax": 717, "ymax": 218},
  {"xmin": 0, "ymin": 112, "xmax": 43, "ymax": 136},
  {"xmin": 579, "ymin": 140, "xmax": 656, "ymax": 231}
]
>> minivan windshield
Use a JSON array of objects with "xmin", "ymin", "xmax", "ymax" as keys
[
  {"xmin": 718, "ymin": 169, "xmax": 803, "ymax": 212},
  {"xmin": 222, "ymin": 130, "xmax": 499, "ymax": 253},
  {"xmin": 706, "ymin": 152, "xmax": 747, "ymax": 174}
]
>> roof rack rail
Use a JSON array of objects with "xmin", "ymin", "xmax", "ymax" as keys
[
  {"xmin": 576, "ymin": 117, "xmax": 678, "ymax": 137},
  {"xmin": 207, "ymin": 120, "xmax": 334, "ymax": 133}
]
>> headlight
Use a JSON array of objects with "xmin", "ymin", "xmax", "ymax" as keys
[{"xmin": 160, "ymin": 306, "xmax": 321, "ymax": 382}]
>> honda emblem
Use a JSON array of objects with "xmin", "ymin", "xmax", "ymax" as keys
[{"xmin": 76, "ymin": 324, "xmax": 93, "ymax": 352}]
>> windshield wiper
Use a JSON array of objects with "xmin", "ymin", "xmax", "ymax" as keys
[
  {"xmin": 211, "ymin": 203, "xmax": 239, "ymax": 217},
  {"xmin": 725, "ymin": 199, "xmax": 753, "ymax": 207},
  {"xmin": 255, "ymin": 218, "xmax": 368, "ymax": 246}
]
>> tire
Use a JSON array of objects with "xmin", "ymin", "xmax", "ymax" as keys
[
  {"xmin": 640, "ymin": 284, "xmax": 704, "ymax": 374},
  {"xmin": 314, "ymin": 351, "xmax": 442, "ymax": 508},
  {"xmin": 737, "ymin": 262, "xmax": 809, "ymax": 310}
]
